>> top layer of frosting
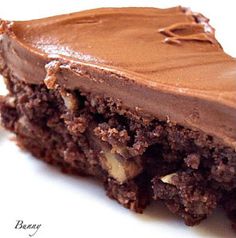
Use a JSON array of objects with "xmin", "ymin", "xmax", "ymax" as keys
[{"xmin": 0, "ymin": 7, "xmax": 236, "ymax": 148}]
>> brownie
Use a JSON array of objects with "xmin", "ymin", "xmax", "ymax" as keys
[{"xmin": 0, "ymin": 7, "xmax": 236, "ymax": 228}]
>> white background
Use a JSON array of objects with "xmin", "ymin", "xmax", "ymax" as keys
[{"xmin": 0, "ymin": 1, "xmax": 235, "ymax": 238}]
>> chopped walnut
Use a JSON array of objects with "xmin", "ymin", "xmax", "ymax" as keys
[
  {"xmin": 88, "ymin": 125, "xmax": 142, "ymax": 183},
  {"xmin": 101, "ymin": 150, "xmax": 142, "ymax": 184},
  {"xmin": 5, "ymin": 96, "xmax": 16, "ymax": 107},
  {"xmin": 60, "ymin": 89, "xmax": 78, "ymax": 111},
  {"xmin": 160, "ymin": 173, "xmax": 177, "ymax": 185}
]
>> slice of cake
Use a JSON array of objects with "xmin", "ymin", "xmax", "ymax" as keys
[{"xmin": 0, "ymin": 7, "xmax": 235, "ymax": 227}]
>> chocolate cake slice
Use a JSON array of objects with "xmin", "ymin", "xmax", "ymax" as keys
[{"xmin": 0, "ymin": 7, "xmax": 236, "ymax": 227}]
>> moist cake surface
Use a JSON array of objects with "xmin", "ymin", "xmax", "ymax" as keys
[
  {"xmin": 0, "ymin": 6, "xmax": 236, "ymax": 229},
  {"xmin": 1, "ymin": 7, "xmax": 236, "ymax": 146}
]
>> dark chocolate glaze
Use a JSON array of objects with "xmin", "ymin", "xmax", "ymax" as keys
[{"xmin": 0, "ymin": 7, "xmax": 236, "ymax": 148}]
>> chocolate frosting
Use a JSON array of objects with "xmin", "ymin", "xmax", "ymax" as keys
[{"xmin": 0, "ymin": 7, "xmax": 236, "ymax": 148}]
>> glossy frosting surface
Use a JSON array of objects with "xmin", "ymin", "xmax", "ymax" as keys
[{"xmin": 1, "ymin": 7, "xmax": 236, "ymax": 147}]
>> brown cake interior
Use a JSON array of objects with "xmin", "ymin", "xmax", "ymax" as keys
[{"xmin": 1, "ymin": 73, "xmax": 235, "ymax": 227}]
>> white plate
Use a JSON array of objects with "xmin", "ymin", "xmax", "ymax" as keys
[{"xmin": 0, "ymin": 1, "xmax": 235, "ymax": 237}]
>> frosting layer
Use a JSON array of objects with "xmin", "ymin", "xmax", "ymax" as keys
[{"xmin": 0, "ymin": 7, "xmax": 236, "ymax": 147}]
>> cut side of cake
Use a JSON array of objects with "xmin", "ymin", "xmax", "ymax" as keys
[{"xmin": 0, "ymin": 7, "xmax": 236, "ymax": 227}]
